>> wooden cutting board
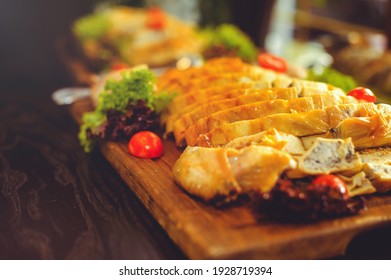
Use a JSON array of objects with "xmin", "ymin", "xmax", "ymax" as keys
[{"xmin": 70, "ymin": 97, "xmax": 391, "ymax": 260}]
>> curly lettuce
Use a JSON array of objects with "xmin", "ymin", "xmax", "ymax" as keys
[
  {"xmin": 201, "ymin": 24, "xmax": 258, "ymax": 62},
  {"xmin": 78, "ymin": 68, "xmax": 174, "ymax": 152},
  {"xmin": 73, "ymin": 13, "xmax": 110, "ymax": 41},
  {"xmin": 308, "ymin": 67, "xmax": 357, "ymax": 93}
]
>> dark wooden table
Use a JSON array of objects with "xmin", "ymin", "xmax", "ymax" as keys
[
  {"xmin": 1, "ymin": 85, "xmax": 391, "ymax": 260},
  {"xmin": 0, "ymin": 86, "xmax": 185, "ymax": 259}
]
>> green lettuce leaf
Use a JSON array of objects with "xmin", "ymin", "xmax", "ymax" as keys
[
  {"xmin": 308, "ymin": 67, "xmax": 357, "ymax": 93},
  {"xmin": 202, "ymin": 24, "xmax": 258, "ymax": 62},
  {"xmin": 73, "ymin": 13, "xmax": 110, "ymax": 41},
  {"xmin": 79, "ymin": 68, "xmax": 174, "ymax": 152}
]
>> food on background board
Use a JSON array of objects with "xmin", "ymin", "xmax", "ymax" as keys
[
  {"xmin": 72, "ymin": 5, "xmax": 262, "ymax": 73},
  {"xmin": 72, "ymin": 6, "xmax": 203, "ymax": 69}
]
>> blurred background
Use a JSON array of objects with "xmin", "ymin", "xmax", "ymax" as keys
[
  {"xmin": 0, "ymin": 0, "xmax": 95, "ymax": 88},
  {"xmin": 0, "ymin": 0, "xmax": 390, "ymax": 91}
]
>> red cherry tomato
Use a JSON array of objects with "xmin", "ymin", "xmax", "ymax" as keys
[
  {"xmin": 309, "ymin": 174, "xmax": 348, "ymax": 200},
  {"xmin": 110, "ymin": 61, "xmax": 129, "ymax": 71},
  {"xmin": 257, "ymin": 52, "xmax": 288, "ymax": 73},
  {"xmin": 128, "ymin": 131, "xmax": 163, "ymax": 159},
  {"xmin": 347, "ymin": 87, "xmax": 376, "ymax": 102},
  {"xmin": 146, "ymin": 7, "xmax": 166, "ymax": 30}
]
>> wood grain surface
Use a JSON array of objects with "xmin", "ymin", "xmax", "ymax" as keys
[
  {"xmin": 71, "ymin": 97, "xmax": 391, "ymax": 260},
  {"xmin": 0, "ymin": 88, "xmax": 185, "ymax": 260}
]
